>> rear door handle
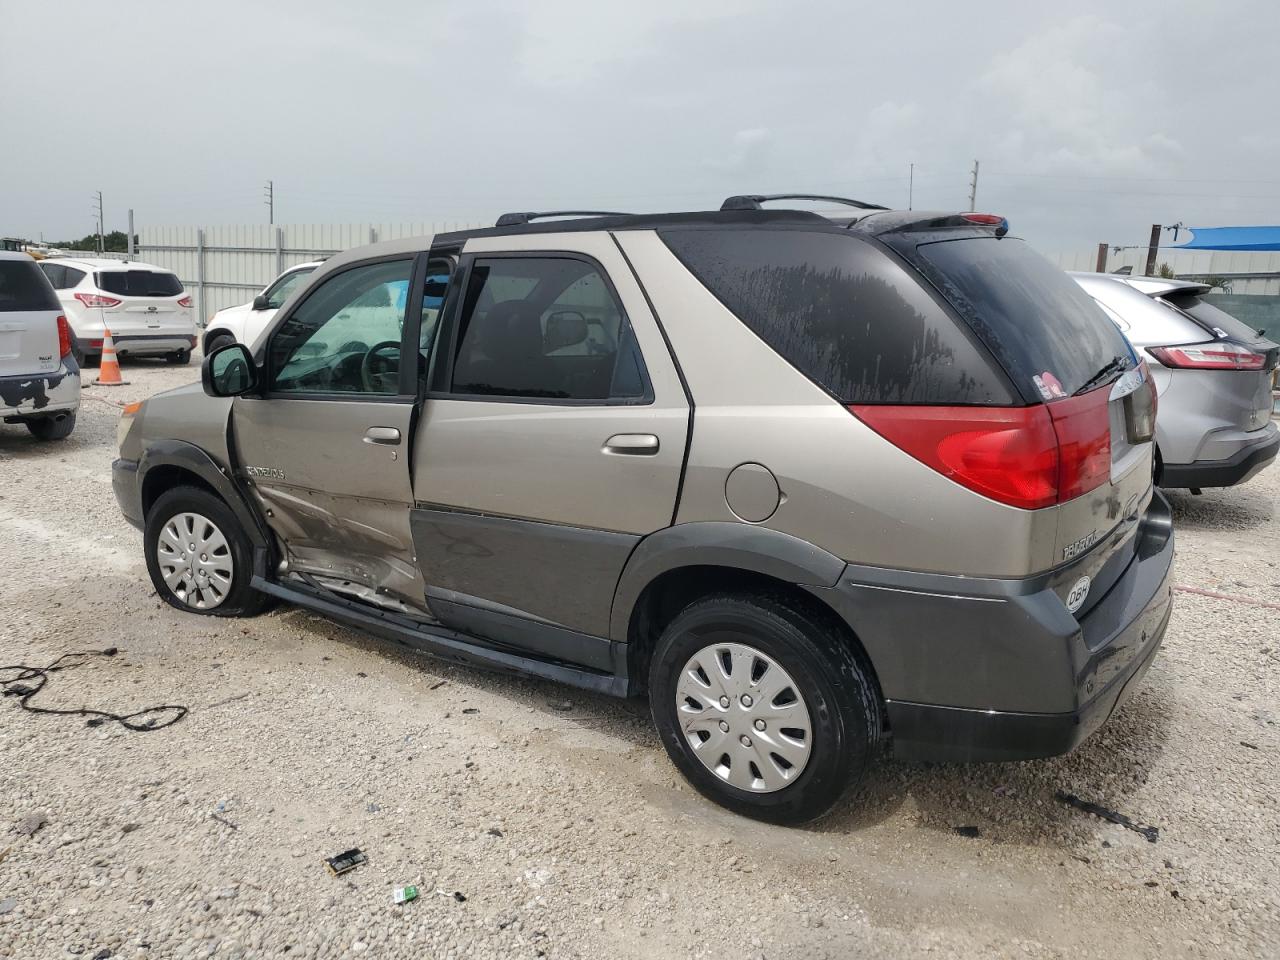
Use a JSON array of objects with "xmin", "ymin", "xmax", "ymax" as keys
[
  {"xmin": 603, "ymin": 433, "xmax": 659, "ymax": 455},
  {"xmin": 363, "ymin": 426, "xmax": 402, "ymax": 445}
]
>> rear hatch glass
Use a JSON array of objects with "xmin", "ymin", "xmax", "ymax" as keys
[
  {"xmin": 905, "ymin": 237, "xmax": 1136, "ymax": 402},
  {"xmin": 96, "ymin": 270, "xmax": 184, "ymax": 297},
  {"xmin": 0, "ymin": 259, "xmax": 61, "ymax": 312},
  {"xmin": 1165, "ymin": 294, "xmax": 1279, "ymax": 358},
  {"xmin": 0, "ymin": 259, "xmax": 60, "ymax": 378}
]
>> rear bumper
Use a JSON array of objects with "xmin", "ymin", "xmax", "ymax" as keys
[
  {"xmin": 109, "ymin": 334, "xmax": 197, "ymax": 357},
  {"xmin": 1160, "ymin": 426, "xmax": 1279, "ymax": 488},
  {"xmin": 809, "ymin": 491, "xmax": 1175, "ymax": 763},
  {"xmin": 0, "ymin": 366, "xmax": 81, "ymax": 419}
]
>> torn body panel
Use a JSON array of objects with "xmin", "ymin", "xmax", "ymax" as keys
[{"xmin": 0, "ymin": 362, "xmax": 79, "ymax": 419}]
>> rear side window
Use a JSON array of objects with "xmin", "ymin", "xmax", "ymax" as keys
[
  {"xmin": 660, "ymin": 229, "xmax": 1013, "ymax": 404},
  {"xmin": 39, "ymin": 264, "xmax": 86, "ymax": 289},
  {"xmin": 907, "ymin": 237, "xmax": 1133, "ymax": 399},
  {"xmin": 449, "ymin": 257, "xmax": 648, "ymax": 402},
  {"xmin": 96, "ymin": 270, "xmax": 184, "ymax": 297},
  {"xmin": 0, "ymin": 259, "xmax": 60, "ymax": 312}
]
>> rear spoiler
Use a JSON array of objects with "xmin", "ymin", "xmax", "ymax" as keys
[
  {"xmin": 1119, "ymin": 276, "xmax": 1213, "ymax": 298},
  {"xmin": 849, "ymin": 210, "xmax": 1009, "ymax": 238}
]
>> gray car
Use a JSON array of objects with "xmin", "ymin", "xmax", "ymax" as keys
[
  {"xmin": 114, "ymin": 198, "xmax": 1174, "ymax": 823},
  {"xmin": 1072, "ymin": 273, "xmax": 1279, "ymax": 489}
]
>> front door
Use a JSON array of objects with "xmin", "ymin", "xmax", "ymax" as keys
[{"xmin": 232, "ymin": 255, "xmax": 434, "ymax": 613}]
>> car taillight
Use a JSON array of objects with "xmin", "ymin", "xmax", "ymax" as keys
[
  {"xmin": 1147, "ymin": 342, "xmax": 1265, "ymax": 370},
  {"xmin": 178, "ymin": 296, "xmax": 193, "ymax": 308},
  {"xmin": 56, "ymin": 315, "xmax": 73, "ymax": 359},
  {"xmin": 74, "ymin": 292, "xmax": 122, "ymax": 308},
  {"xmin": 850, "ymin": 386, "xmax": 1112, "ymax": 510}
]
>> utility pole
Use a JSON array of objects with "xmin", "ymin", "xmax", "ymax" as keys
[
  {"xmin": 1095, "ymin": 243, "xmax": 1109, "ymax": 273},
  {"xmin": 127, "ymin": 209, "xmax": 135, "ymax": 259},
  {"xmin": 264, "ymin": 180, "xmax": 274, "ymax": 225},
  {"xmin": 1145, "ymin": 224, "xmax": 1162, "ymax": 276},
  {"xmin": 967, "ymin": 160, "xmax": 980, "ymax": 212},
  {"xmin": 92, "ymin": 191, "xmax": 104, "ymax": 253},
  {"xmin": 908, "ymin": 162, "xmax": 914, "ymax": 211}
]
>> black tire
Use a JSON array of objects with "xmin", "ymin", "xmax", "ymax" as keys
[
  {"xmin": 649, "ymin": 593, "xmax": 881, "ymax": 825},
  {"xmin": 205, "ymin": 333, "xmax": 235, "ymax": 355},
  {"xmin": 26, "ymin": 412, "xmax": 76, "ymax": 441},
  {"xmin": 144, "ymin": 485, "xmax": 268, "ymax": 618},
  {"xmin": 82, "ymin": 353, "xmax": 101, "ymax": 368},
  {"xmin": 165, "ymin": 349, "xmax": 192, "ymax": 365}
]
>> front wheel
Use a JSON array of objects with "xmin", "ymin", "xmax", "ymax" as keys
[
  {"xmin": 649, "ymin": 593, "xmax": 881, "ymax": 824},
  {"xmin": 144, "ymin": 486, "xmax": 268, "ymax": 617},
  {"xmin": 204, "ymin": 333, "xmax": 235, "ymax": 355}
]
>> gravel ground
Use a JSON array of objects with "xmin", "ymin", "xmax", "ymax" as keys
[{"xmin": 1, "ymin": 357, "xmax": 1277, "ymax": 959}]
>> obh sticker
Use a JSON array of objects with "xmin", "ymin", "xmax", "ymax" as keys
[{"xmin": 1066, "ymin": 576, "xmax": 1091, "ymax": 614}]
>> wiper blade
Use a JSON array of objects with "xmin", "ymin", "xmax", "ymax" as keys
[{"xmin": 1073, "ymin": 355, "xmax": 1130, "ymax": 396}]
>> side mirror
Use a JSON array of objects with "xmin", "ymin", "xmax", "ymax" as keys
[
  {"xmin": 544, "ymin": 311, "xmax": 588, "ymax": 351},
  {"xmin": 252, "ymin": 294, "xmax": 271, "ymax": 311},
  {"xmin": 202, "ymin": 342, "xmax": 259, "ymax": 397}
]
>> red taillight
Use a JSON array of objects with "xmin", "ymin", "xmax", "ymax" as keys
[
  {"xmin": 1147, "ymin": 342, "xmax": 1265, "ymax": 371},
  {"xmin": 962, "ymin": 213, "xmax": 1005, "ymax": 225},
  {"xmin": 56, "ymin": 315, "xmax": 73, "ymax": 360},
  {"xmin": 850, "ymin": 386, "xmax": 1112, "ymax": 510},
  {"xmin": 177, "ymin": 295, "xmax": 193, "ymax": 308},
  {"xmin": 74, "ymin": 292, "xmax": 121, "ymax": 309}
]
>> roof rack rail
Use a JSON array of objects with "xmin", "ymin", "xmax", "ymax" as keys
[
  {"xmin": 720, "ymin": 193, "xmax": 889, "ymax": 212},
  {"xmin": 495, "ymin": 210, "xmax": 631, "ymax": 227}
]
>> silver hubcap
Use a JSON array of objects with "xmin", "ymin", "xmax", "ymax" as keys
[
  {"xmin": 675, "ymin": 641, "xmax": 813, "ymax": 793},
  {"xmin": 156, "ymin": 512, "xmax": 233, "ymax": 610}
]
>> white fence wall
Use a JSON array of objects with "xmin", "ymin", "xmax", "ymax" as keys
[
  {"xmin": 1046, "ymin": 248, "xmax": 1280, "ymax": 296},
  {"xmin": 137, "ymin": 222, "xmax": 486, "ymax": 324}
]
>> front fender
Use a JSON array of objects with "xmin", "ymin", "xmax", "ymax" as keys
[
  {"xmin": 139, "ymin": 438, "xmax": 269, "ymax": 551},
  {"xmin": 608, "ymin": 521, "xmax": 847, "ymax": 643}
]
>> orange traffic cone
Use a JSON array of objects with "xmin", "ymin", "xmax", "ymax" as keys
[{"xmin": 94, "ymin": 328, "xmax": 130, "ymax": 386}]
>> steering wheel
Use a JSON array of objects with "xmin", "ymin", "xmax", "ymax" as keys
[{"xmin": 361, "ymin": 340, "xmax": 402, "ymax": 393}]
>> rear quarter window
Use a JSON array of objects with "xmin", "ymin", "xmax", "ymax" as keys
[
  {"xmin": 0, "ymin": 259, "xmax": 61, "ymax": 312},
  {"xmin": 659, "ymin": 229, "xmax": 1014, "ymax": 404},
  {"xmin": 97, "ymin": 270, "xmax": 184, "ymax": 297}
]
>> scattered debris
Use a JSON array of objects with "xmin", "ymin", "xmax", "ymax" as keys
[
  {"xmin": 91, "ymin": 948, "xmax": 113, "ymax": 959},
  {"xmin": 15, "ymin": 811, "xmax": 47, "ymax": 838},
  {"xmin": 1240, "ymin": 741, "xmax": 1259, "ymax": 750},
  {"xmin": 954, "ymin": 825, "xmax": 981, "ymax": 839},
  {"xmin": 121, "ymin": 823, "xmax": 141, "ymax": 834},
  {"xmin": 0, "ymin": 898, "xmax": 15, "ymax": 915},
  {"xmin": 356, "ymin": 672, "xmax": 368, "ymax": 678},
  {"xmin": 548, "ymin": 699, "xmax": 574, "ymax": 712},
  {"xmin": 210, "ymin": 814, "xmax": 239, "ymax": 831},
  {"xmin": 486, "ymin": 827, "xmax": 504, "ymax": 838},
  {"xmin": 393, "ymin": 886, "xmax": 418, "ymax": 904},
  {"xmin": 992, "ymin": 785, "xmax": 1015, "ymax": 798},
  {"xmin": 1055, "ymin": 791, "xmax": 1159, "ymax": 843},
  {"xmin": 205, "ymin": 692, "xmax": 252, "ymax": 710},
  {"xmin": 1144, "ymin": 880, "xmax": 1159, "ymax": 887},
  {"xmin": 325, "ymin": 848, "xmax": 368, "ymax": 877},
  {"xmin": 436, "ymin": 888, "xmax": 467, "ymax": 902},
  {"xmin": 429, "ymin": 680, "xmax": 447, "ymax": 690},
  {"xmin": 462, "ymin": 708, "xmax": 479, "ymax": 715},
  {"xmin": 0, "ymin": 846, "xmax": 10, "ymax": 865},
  {"xmin": 366, "ymin": 803, "xmax": 381, "ymax": 813},
  {"xmin": 1070, "ymin": 854, "xmax": 1091, "ymax": 864}
]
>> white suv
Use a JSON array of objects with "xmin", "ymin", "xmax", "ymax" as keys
[
  {"xmin": 0, "ymin": 252, "xmax": 79, "ymax": 440},
  {"xmin": 202, "ymin": 261, "xmax": 322, "ymax": 354},
  {"xmin": 38, "ymin": 257, "xmax": 197, "ymax": 365}
]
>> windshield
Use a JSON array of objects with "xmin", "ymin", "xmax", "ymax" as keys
[{"xmin": 908, "ymin": 237, "xmax": 1134, "ymax": 400}]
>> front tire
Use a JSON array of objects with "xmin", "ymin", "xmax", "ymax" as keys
[
  {"xmin": 144, "ymin": 486, "xmax": 268, "ymax": 617},
  {"xmin": 649, "ymin": 593, "xmax": 881, "ymax": 824},
  {"xmin": 204, "ymin": 333, "xmax": 235, "ymax": 355},
  {"xmin": 26, "ymin": 413, "xmax": 76, "ymax": 441}
]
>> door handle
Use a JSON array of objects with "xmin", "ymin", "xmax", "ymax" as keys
[
  {"xmin": 363, "ymin": 426, "xmax": 402, "ymax": 445},
  {"xmin": 603, "ymin": 433, "xmax": 659, "ymax": 455}
]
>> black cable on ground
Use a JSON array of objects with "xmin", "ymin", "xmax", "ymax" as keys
[{"xmin": 0, "ymin": 648, "xmax": 187, "ymax": 731}]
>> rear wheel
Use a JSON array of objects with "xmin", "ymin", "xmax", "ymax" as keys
[
  {"xmin": 26, "ymin": 413, "xmax": 76, "ymax": 441},
  {"xmin": 166, "ymin": 349, "xmax": 191, "ymax": 365},
  {"xmin": 649, "ymin": 593, "xmax": 881, "ymax": 824},
  {"xmin": 144, "ymin": 486, "xmax": 268, "ymax": 617}
]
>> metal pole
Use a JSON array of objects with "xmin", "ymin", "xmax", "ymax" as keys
[
  {"xmin": 1145, "ymin": 224, "xmax": 1162, "ymax": 276},
  {"xmin": 275, "ymin": 226, "xmax": 284, "ymax": 276},
  {"xmin": 908, "ymin": 162, "xmax": 914, "ymax": 211},
  {"xmin": 196, "ymin": 228, "xmax": 206, "ymax": 328},
  {"xmin": 967, "ymin": 160, "xmax": 980, "ymax": 212},
  {"xmin": 127, "ymin": 209, "xmax": 135, "ymax": 259},
  {"xmin": 1095, "ymin": 243, "xmax": 1108, "ymax": 273},
  {"xmin": 265, "ymin": 180, "xmax": 274, "ymax": 225}
]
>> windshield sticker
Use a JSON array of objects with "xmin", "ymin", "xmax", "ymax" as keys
[{"xmin": 1033, "ymin": 371, "xmax": 1066, "ymax": 400}]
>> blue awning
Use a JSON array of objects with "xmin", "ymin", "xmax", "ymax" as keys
[{"xmin": 1177, "ymin": 226, "xmax": 1280, "ymax": 251}]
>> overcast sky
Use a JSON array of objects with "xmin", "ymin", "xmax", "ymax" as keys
[{"xmin": 3, "ymin": 0, "xmax": 1278, "ymax": 253}]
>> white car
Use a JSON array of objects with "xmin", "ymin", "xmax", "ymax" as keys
[
  {"xmin": 38, "ymin": 257, "xmax": 197, "ymax": 365},
  {"xmin": 202, "ymin": 261, "xmax": 322, "ymax": 354},
  {"xmin": 0, "ymin": 252, "xmax": 79, "ymax": 440}
]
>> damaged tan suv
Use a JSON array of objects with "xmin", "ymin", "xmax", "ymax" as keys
[{"xmin": 114, "ymin": 200, "xmax": 1174, "ymax": 823}]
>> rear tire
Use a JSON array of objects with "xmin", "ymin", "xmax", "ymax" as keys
[
  {"xmin": 26, "ymin": 413, "xmax": 76, "ymax": 441},
  {"xmin": 649, "ymin": 593, "xmax": 881, "ymax": 824},
  {"xmin": 144, "ymin": 485, "xmax": 268, "ymax": 617},
  {"xmin": 166, "ymin": 349, "xmax": 191, "ymax": 365}
]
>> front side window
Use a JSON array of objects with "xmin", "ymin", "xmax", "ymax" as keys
[
  {"xmin": 262, "ymin": 267, "xmax": 315, "ymax": 310},
  {"xmin": 269, "ymin": 259, "xmax": 412, "ymax": 395},
  {"xmin": 450, "ymin": 257, "xmax": 647, "ymax": 401}
]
